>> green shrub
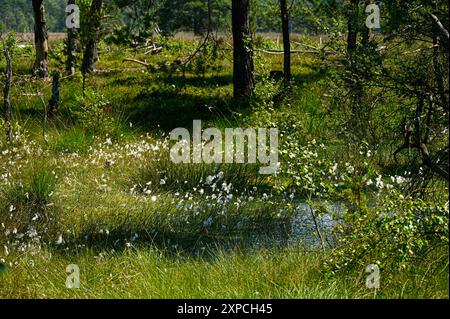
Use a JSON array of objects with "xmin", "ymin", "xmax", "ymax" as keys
[
  {"xmin": 73, "ymin": 90, "xmax": 116, "ymax": 136},
  {"xmin": 325, "ymin": 190, "xmax": 449, "ymax": 275}
]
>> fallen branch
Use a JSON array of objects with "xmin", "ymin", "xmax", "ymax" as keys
[
  {"xmin": 255, "ymin": 48, "xmax": 334, "ymax": 55},
  {"xmin": 98, "ymin": 43, "xmax": 163, "ymax": 55},
  {"xmin": 292, "ymin": 41, "xmax": 318, "ymax": 50},
  {"xmin": 144, "ymin": 44, "xmax": 163, "ymax": 55},
  {"xmin": 95, "ymin": 67, "xmax": 147, "ymax": 74},
  {"xmin": 291, "ymin": 41, "xmax": 335, "ymax": 54},
  {"xmin": 122, "ymin": 58, "xmax": 150, "ymax": 67}
]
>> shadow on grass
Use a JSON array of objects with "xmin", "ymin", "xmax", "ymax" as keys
[
  {"xmin": 50, "ymin": 195, "xmax": 296, "ymax": 260},
  {"xmin": 60, "ymin": 215, "xmax": 293, "ymax": 260},
  {"xmin": 291, "ymin": 67, "xmax": 328, "ymax": 87},
  {"xmin": 158, "ymin": 74, "xmax": 233, "ymax": 88},
  {"xmin": 128, "ymin": 88, "xmax": 234, "ymax": 132}
]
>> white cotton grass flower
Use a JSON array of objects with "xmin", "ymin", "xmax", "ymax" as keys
[
  {"xmin": 205, "ymin": 175, "xmax": 215, "ymax": 185},
  {"xmin": 375, "ymin": 174, "xmax": 384, "ymax": 189},
  {"xmin": 330, "ymin": 163, "xmax": 338, "ymax": 175},
  {"xmin": 56, "ymin": 235, "xmax": 64, "ymax": 245},
  {"xmin": 391, "ymin": 175, "xmax": 407, "ymax": 184}
]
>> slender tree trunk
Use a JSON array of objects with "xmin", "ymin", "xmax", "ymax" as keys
[
  {"xmin": 360, "ymin": 0, "xmax": 372, "ymax": 47},
  {"xmin": 431, "ymin": 6, "xmax": 449, "ymax": 113},
  {"xmin": 48, "ymin": 71, "xmax": 60, "ymax": 118},
  {"xmin": 232, "ymin": 0, "xmax": 254, "ymax": 99},
  {"xmin": 2, "ymin": 41, "xmax": 12, "ymax": 142},
  {"xmin": 280, "ymin": 0, "xmax": 291, "ymax": 83},
  {"xmin": 347, "ymin": 0, "xmax": 359, "ymax": 54},
  {"xmin": 82, "ymin": 0, "xmax": 103, "ymax": 74},
  {"xmin": 66, "ymin": 0, "xmax": 77, "ymax": 75},
  {"xmin": 32, "ymin": 0, "xmax": 49, "ymax": 79}
]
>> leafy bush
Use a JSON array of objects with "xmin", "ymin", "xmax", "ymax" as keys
[
  {"xmin": 325, "ymin": 190, "xmax": 449, "ymax": 275},
  {"xmin": 73, "ymin": 90, "xmax": 116, "ymax": 136}
]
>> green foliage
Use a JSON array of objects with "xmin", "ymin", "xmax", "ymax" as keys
[
  {"xmin": 0, "ymin": 0, "xmax": 65, "ymax": 32},
  {"xmin": 326, "ymin": 190, "xmax": 449, "ymax": 275},
  {"xmin": 0, "ymin": 25, "xmax": 447, "ymax": 298},
  {"xmin": 72, "ymin": 90, "xmax": 116, "ymax": 136},
  {"xmin": 189, "ymin": 39, "xmax": 226, "ymax": 77}
]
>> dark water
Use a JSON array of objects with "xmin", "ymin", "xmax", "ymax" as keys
[{"xmin": 248, "ymin": 202, "xmax": 345, "ymax": 249}]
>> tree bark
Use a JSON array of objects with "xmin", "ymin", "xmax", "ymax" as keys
[
  {"xmin": 82, "ymin": 0, "xmax": 103, "ymax": 74},
  {"xmin": 430, "ymin": 13, "xmax": 449, "ymax": 51},
  {"xmin": 280, "ymin": 0, "xmax": 291, "ymax": 83},
  {"xmin": 66, "ymin": 0, "xmax": 78, "ymax": 75},
  {"xmin": 431, "ymin": 8, "xmax": 449, "ymax": 113},
  {"xmin": 32, "ymin": 0, "xmax": 49, "ymax": 79},
  {"xmin": 2, "ymin": 41, "xmax": 12, "ymax": 142},
  {"xmin": 346, "ymin": 0, "xmax": 359, "ymax": 54},
  {"xmin": 48, "ymin": 71, "xmax": 60, "ymax": 118},
  {"xmin": 232, "ymin": 0, "xmax": 254, "ymax": 99}
]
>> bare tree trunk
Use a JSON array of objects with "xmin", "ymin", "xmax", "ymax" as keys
[
  {"xmin": 2, "ymin": 41, "xmax": 12, "ymax": 142},
  {"xmin": 347, "ymin": 0, "xmax": 359, "ymax": 54},
  {"xmin": 232, "ymin": 0, "xmax": 254, "ymax": 99},
  {"xmin": 280, "ymin": 0, "xmax": 291, "ymax": 83},
  {"xmin": 47, "ymin": 71, "xmax": 60, "ymax": 118},
  {"xmin": 82, "ymin": 0, "xmax": 103, "ymax": 74},
  {"xmin": 66, "ymin": 0, "xmax": 78, "ymax": 75},
  {"xmin": 430, "ymin": 13, "xmax": 449, "ymax": 51},
  {"xmin": 32, "ymin": 0, "xmax": 49, "ymax": 79},
  {"xmin": 431, "ymin": 7, "xmax": 449, "ymax": 113}
]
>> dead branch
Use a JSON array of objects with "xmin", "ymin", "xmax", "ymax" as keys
[
  {"xmin": 393, "ymin": 98, "xmax": 449, "ymax": 181},
  {"xmin": 255, "ymin": 48, "xmax": 334, "ymax": 55},
  {"xmin": 430, "ymin": 13, "xmax": 449, "ymax": 49},
  {"xmin": 122, "ymin": 58, "xmax": 150, "ymax": 67},
  {"xmin": 400, "ymin": 44, "xmax": 439, "ymax": 56},
  {"xmin": 144, "ymin": 44, "xmax": 163, "ymax": 55},
  {"xmin": 179, "ymin": 0, "xmax": 214, "ymax": 69}
]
